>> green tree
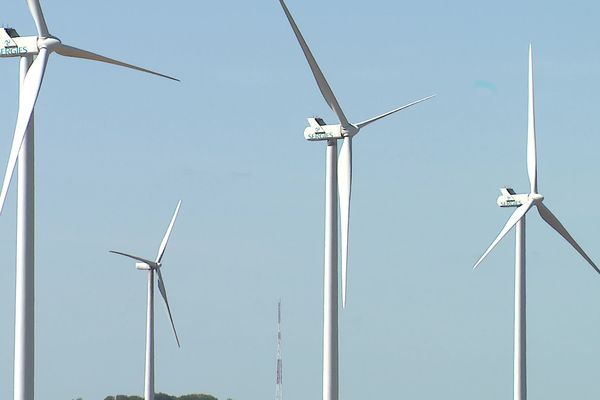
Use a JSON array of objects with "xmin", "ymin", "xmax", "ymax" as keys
[
  {"xmin": 179, "ymin": 395, "xmax": 218, "ymax": 400},
  {"xmin": 155, "ymin": 393, "xmax": 176, "ymax": 400}
]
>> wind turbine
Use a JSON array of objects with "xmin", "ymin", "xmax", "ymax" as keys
[
  {"xmin": 110, "ymin": 200, "xmax": 182, "ymax": 400},
  {"xmin": 0, "ymin": 2, "xmax": 177, "ymax": 400},
  {"xmin": 278, "ymin": 1, "xmax": 434, "ymax": 400},
  {"xmin": 473, "ymin": 45, "xmax": 599, "ymax": 400}
]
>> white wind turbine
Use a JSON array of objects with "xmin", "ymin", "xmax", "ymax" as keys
[
  {"xmin": 278, "ymin": 1, "xmax": 434, "ymax": 400},
  {"xmin": 0, "ymin": 2, "xmax": 176, "ymax": 399},
  {"xmin": 110, "ymin": 200, "xmax": 182, "ymax": 400},
  {"xmin": 473, "ymin": 45, "xmax": 599, "ymax": 400}
]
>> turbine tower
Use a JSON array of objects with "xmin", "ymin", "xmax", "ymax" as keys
[
  {"xmin": 0, "ymin": 2, "xmax": 176, "ymax": 400},
  {"xmin": 275, "ymin": 300, "xmax": 283, "ymax": 400},
  {"xmin": 111, "ymin": 201, "xmax": 182, "ymax": 400},
  {"xmin": 473, "ymin": 45, "xmax": 600, "ymax": 400},
  {"xmin": 277, "ymin": 2, "xmax": 434, "ymax": 400}
]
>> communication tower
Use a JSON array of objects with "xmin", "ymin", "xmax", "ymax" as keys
[{"xmin": 276, "ymin": 300, "xmax": 283, "ymax": 400}]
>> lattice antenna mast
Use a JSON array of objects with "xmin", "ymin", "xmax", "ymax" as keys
[{"xmin": 276, "ymin": 300, "xmax": 283, "ymax": 400}]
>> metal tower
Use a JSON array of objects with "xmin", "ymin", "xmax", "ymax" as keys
[{"xmin": 276, "ymin": 300, "xmax": 283, "ymax": 400}]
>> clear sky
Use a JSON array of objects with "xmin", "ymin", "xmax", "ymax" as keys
[{"xmin": 0, "ymin": 0, "xmax": 600, "ymax": 399}]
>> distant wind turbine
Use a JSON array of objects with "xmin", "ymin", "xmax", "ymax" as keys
[
  {"xmin": 111, "ymin": 201, "xmax": 182, "ymax": 400},
  {"xmin": 473, "ymin": 45, "xmax": 599, "ymax": 400},
  {"xmin": 278, "ymin": 1, "xmax": 434, "ymax": 400},
  {"xmin": 0, "ymin": 2, "xmax": 177, "ymax": 399}
]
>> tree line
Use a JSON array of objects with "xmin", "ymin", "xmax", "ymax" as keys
[{"xmin": 102, "ymin": 394, "xmax": 219, "ymax": 400}]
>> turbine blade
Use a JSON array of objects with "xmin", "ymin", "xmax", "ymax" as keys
[
  {"xmin": 156, "ymin": 200, "xmax": 182, "ymax": 264},
  {"xmin": 356, "ymin": 95, "xmax": 436, "ymax": 129},
  {"xmin": 156, "ymin": 268, "xmax": 181, "ymax": 347},
  {"xmin": 473, "ymin": 199, "xmax": 534, "ymax": 269},
  {"xmin": 338, "ymin": 137, "xmax": 352, "ymax": 308},
  {"xmin": 54, "ymin": 44, "xmax": 179, "ymax": 82},
  {"xmin": 536, "ymin": 203, "xmax": 600, "ymax": 275},
  {"xmin": 109, "ymin": 251, "xmax": 157, "ymax": 268},
  {"xmin": 278, "ymin": 0, "xmax": 350, "ymax": 128},
  {"xmin": 0, "ymin": 49, "xmax": 49, "ymax": 215},
  {"xmin": 527, "ymin": 44, "xmax": 538, "ymax": 194},
  {"xmin": 26, "ymin": 0, "xmax": 49, "ymax": 37}
]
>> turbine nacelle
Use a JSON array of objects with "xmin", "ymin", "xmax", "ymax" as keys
[
  {"xmin": 497, "ymin": 187, "xmax": 523, "ymax": 207},
  {"xmin": 135, "ymin": 262, "xmax": 161, "ymax": 271},
  {"xmin": 304, "ymin": 117, "xmax": 358, "ymax": 141},
  {"xmin": 0, "ymin": 29, "xmax": 38, "ymax": 57},
  {"xmin": 304, "ymin": 118, "xmax": 343, "ymax": 141},
  {"xmin": 497, "ymin": 187, "xmax": 544, "ymax": 208}
]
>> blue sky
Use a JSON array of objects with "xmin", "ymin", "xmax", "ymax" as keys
[{"xmin": 0, "ymin": 0, "xmax": 600, "ymax": 399}]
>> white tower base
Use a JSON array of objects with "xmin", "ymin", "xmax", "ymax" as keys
[
  {"xmin": 145, "ymin": 270, "xmax": 155, "ymax": 400},
  {"xmin": 323, "ymin": 140, "xmax": 339, "ymax": 400},
  {"xmin": 514, "ymin": 218, "xmax": 526, "ymax": 400},
  {"xmin": 14, "ymin": 55, "xmax": 35, "ymax": 400}
]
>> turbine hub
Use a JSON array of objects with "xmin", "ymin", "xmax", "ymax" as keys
[
  {"xmin": 38, "ymin": 36, "xmax": 60, "ymax": 50},
  {"xmin": 530, "ymin": 193, "xmax": 544, "ymax": 202},
  {"xmin": 341, "ymin": 124, "xmax": 359, "ymax": 138}
]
